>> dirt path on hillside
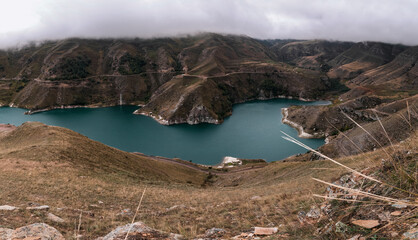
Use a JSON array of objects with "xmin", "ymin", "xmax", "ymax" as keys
[{"xmin": 133, "ymin": 152, "xmax": 266, "ymax": 176}]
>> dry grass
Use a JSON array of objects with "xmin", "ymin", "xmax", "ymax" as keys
[
  {"xmin": 0, "ymin": 121, "xmax": 416, "ymax": 239},
  {"xmin": 282, "ymin": 106, "xmax": 417, "ymax": 239}
]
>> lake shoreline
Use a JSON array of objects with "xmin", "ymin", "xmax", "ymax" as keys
[
  {"xmin": 0, "ymin": 100, "xmax": 326, "ymax": 165},
  {"xmin": 281, "ymin": 108, "xmax": 322, "ymax": 139}
]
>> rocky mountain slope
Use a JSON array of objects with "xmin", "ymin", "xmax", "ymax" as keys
[{"xmin": 1, "ymin": 33, "xmax": 416, "ymax": 125}]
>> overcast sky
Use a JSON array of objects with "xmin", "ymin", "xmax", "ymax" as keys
[{"xmin": 1, "ymin": 0, "xmax": 417, "ymax": 49}]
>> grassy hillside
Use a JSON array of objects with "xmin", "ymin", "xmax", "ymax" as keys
[
  {"xmin": 1, "ymin": 122, "xmax": 415, "ymax": 239},
  {"xmin": 0, "ymin": 122, "xmax": 206, "ymax": 184}
]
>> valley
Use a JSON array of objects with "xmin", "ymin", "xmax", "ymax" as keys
[{"xmin": 0, "ymin": 33, "xmax": 417, "ymax": 239}]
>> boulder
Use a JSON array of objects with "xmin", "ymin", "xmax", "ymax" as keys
[
  {"xmin": 0, "ymin": 223, "xmax": 64, "ymax": 240},
  {"xmin": 100, "ymin": 222, "xmax": 183, "ymax": 240}
]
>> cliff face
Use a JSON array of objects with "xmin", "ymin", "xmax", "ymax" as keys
[{"xmin": 1, "ymin": 34, "xmax": 417, "ymax": 125}]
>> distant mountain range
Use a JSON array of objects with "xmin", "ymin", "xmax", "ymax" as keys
[{"xmin": 0, "ymin": 33, "xmax": 416, "ymax": 125}]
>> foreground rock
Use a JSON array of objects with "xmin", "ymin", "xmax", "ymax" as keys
[
  {"xmin": 351, "ymin": 219, "xmax": 380, "ymax": 229},
  {"xmin": 98, "ymin": 222, "xmax": 183, "ymax": 240},
  {"xmin": 26, "ymin": 205, "xmax": 50, "ymax": 211},
  {"xmin": 403, "ymin": 228, "xmax": 418, "ymax": 239},
  {"xmin": 254, "ymin": 227, "xmax": 278, "ymax": 236},
  {"xmin": 0, "ymin": 205, "xmax": 18, "ymax": 211},
  {"xmin": 47, "ymin": 213, "xmax": 66, "ymax": 223},
  {"xmin": 0, "ymin": 223, "xmax": 64, "ymax": 240}
]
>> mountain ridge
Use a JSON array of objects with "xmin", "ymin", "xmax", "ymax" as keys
[{"xmin": 0, "ymin": 33, "xmax": 416, "ymax": 127}]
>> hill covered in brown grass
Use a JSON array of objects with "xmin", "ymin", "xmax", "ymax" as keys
[{"xmin": 0, "ymin": 121, "xmax": 416, "ymax": 239}]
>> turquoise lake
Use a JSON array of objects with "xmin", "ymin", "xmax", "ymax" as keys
[{"xmin": 0, "ymin": 99, "xmax": 328, "ymax": 165}]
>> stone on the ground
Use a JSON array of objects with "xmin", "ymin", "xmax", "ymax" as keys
[
  {"xmin": 2, "ymin": 223, "xmax": 64, "ymax": 240},
  {"xmin": 391, "ymin": 203, "xmax": 407, "ymax": 209},
  {"xmin": 116, "ymin": 208, "xmax": 132, "ymax": 216},
  {"xmin": 204, "ymin": 228, "xmax": 226, "ymax": 238},
  {"xmin": 0, "ymin": 228, "xmax": 13, "ymax": 240},
  {"xmin": 0, "ymin": 205, "xmax": 18, "ymax": 211},
  {"xmin": 47, "ymin": 213, "xmax": 65, "ymax": 223},
  {"xmin": 250, "ymin": 196, "xmax": 261, "ymax": 201},
  {"xmin": 377, "ymin": 212, "xmax": 391, "ymax": 222},
  {"xmin": 351, "ymin": 219, "xmax": 380, "ymax": 229},
  {"xmin": 403, "ymin": 228, "xmax": 418, "ymax": 239},
  {"xmin": 100, "ymin": 222, "xmax": 183, "ymax": 240},
  {"xmin": 391, "ymin": 211, "xmax": 402, "ymax": 216},
  {"xmin": 335, "ymin": 221, "xmax": 348, "ymax": 233},
  {"xmin": 26, "ymin": 205, "xmax": 50, "ymax": 210},
  {"xmin": 306, "ymin": 206, "xmax": 321, "ymax": 219},
  {"xmin": 254, "ymin": 227, "xmax": 278, "ymax": 235},
  {"xmin": 165, "ymin": 204, "xmax": 186, "ymax": 212},
  {"xmin": 347, "ymin": 234, "xmax": 362, "ymax": 240}
]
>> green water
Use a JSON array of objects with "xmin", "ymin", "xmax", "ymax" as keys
[{"xmin": 0, "ymin": 99, "xmax": 328, "ymax": 165}]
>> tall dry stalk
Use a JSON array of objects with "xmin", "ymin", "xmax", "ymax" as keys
[
  {"xmin": 124, "ymin": 187, "xmax": 147, "ymax": 240},
  {"xmin": 282, "ymin": 103, "xmax": 417, "ymax": 202}
]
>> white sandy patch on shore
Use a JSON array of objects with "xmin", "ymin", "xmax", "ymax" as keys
[{"xmin": 217, "ymin": 156, "xmax": 242, "ymax": 168}]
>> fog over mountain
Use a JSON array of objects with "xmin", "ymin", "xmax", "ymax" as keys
[{"xmin": 1, "ymin": 0, "xmax": 418, "ymax": 48}]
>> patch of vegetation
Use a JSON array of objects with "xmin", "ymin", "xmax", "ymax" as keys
[
  {"xmin": 320, "ymin": 63, "xmax": 332, "ymax": 72},
  {"xmin": 51, "ymin": 55, "xmax": 91, "ymax": 80},
  {"xmin": 118, "ymin": 53, "xmax": 146, "ymax": 75},
  {"xmin": 261, "ymin": 79, "xmax": 284, "ymax": 95}
]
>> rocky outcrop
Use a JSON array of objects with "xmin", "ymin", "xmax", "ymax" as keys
[
  {"xmin": 135, "ymin": 75, "xmax": 227, "ymax": 125},
  {"xmin": 283, "ymin": 96, "xmax": 384, "ymax": 139},
  {"xmin": 98, "ymin": 222, "xmax": 183, "ymax": 240},
  {"xmin": 283, "ymin": 95, "xmax": 417, "ymax": 157},
  {"xmin": 320, "ymin": 107, "xmax": 417, "ymax": 157},
  {"xmin": 0, "ymin": 223, "xmax": 64, "ymax": 240}
]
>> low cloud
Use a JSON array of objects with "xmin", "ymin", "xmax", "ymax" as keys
[{"xmin": 1, "ymin": 0, "xmax": 418, "ymax": 49}]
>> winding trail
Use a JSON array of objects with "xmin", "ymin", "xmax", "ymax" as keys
[{"xmin": 133, "ymin": 152, "xmax": 266, "ymax": 176}]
